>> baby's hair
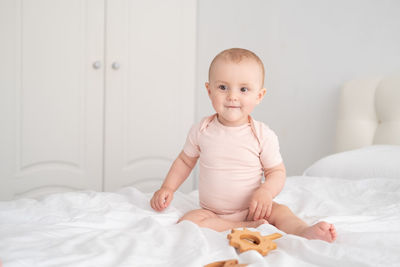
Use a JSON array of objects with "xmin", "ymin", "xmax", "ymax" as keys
[{"xmin": 208, "ymin": 48, "xmax": 265, "ymax": 87}]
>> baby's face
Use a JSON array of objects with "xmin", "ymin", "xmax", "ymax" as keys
[{"xmin": 206, "ymin": 58, "xmax": 266, "ymax": 126}]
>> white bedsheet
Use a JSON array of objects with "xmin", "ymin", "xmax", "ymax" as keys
[{"xmin": 1, "ymin": 176, "xmax": 399, "ymax": 267}]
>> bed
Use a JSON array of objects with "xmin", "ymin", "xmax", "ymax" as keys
[{"xmin": 1, "ymin": 75, "xmax": 400, "ymax": 267}]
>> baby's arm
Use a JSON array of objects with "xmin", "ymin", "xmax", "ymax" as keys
[
  {"xmin": 260, "ymin": 162, "xmax": 286, "ymax": 197},
  {"xmin": 150, "ymin": 151, "xmax": 198, "ymax": 211},
  {"xmin": 247, "ymin": 162, "xmax": 286, "ymax": 220}
]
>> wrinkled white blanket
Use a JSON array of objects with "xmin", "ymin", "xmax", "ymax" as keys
[{"xmin": 0, "ymin": 176, "xmax": 399, "ymax": 267}]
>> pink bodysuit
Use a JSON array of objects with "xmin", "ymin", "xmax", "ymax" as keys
[{"xmin": 183, "ymin": 114, "xmax": 282, "ymax": 221}]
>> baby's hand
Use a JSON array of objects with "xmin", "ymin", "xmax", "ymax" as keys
[
  {"xmin": 150, "ymin": 187, "xmax": 174, "ymax": 211},
  {"xmin": 247, "ymin": 187, "xmax": 273, "ymax": 221}
]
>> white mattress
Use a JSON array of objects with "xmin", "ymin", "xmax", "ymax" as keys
[{"xmin": 1, "ymin": 175, "xmax": 399, "ymax": 267}]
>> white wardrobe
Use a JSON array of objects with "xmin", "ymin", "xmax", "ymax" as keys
[{"xmin": 0, "ymin": 0, "xmax": 197, "ymax": 200}]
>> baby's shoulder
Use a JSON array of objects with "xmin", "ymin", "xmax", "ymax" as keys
[
  {"xmin": 251, "ymin": 119, "xmax": 279, "ymax": 147},
  {"xmin": 187, "ymin": 114, "xmax": 217, "ymax": 136},
  {"xmin": 196, "ymin": 114, "xmax": 218, "ymax": 132},
  {"xmin": 250, "ymin": 118, "xmax": 275, "ymax": 136}
]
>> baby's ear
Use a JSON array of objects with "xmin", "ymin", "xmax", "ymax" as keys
[
  {"xmin": 205, "ymin": 82, "xmax": 211, "ymax": 95},
  {"xmin": 257, "ymin": 88, "xmax": 267, "ymax": 103}
]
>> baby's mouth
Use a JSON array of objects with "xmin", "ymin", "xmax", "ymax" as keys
[{"xmin": 226, "ymin": 106, "xmax": 241, "ymax": 109}]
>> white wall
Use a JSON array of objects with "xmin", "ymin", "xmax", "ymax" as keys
[{"xmin": 196, "ymin": 0, "xmax": 400, "ymax": 176}]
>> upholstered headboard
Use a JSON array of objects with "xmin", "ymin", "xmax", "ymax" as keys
[{"xmin": 335, "ymin": 74, "xmax": 400, "ymax": 152}]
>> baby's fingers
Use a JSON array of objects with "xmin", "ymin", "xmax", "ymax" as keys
[
  {"xmin": 253, "ymin": 204, "xmax": 264, "ymax": 220},
  {"xmin": 265, "ymin": 203, "xmax": 272, "ymax": 218},
  {"xmin": 247, "ymin": 201, "xmax": 257, "ymax": 221},
  {"xmin": 152, "ymin": 192, "xmax": 164, "ymax": 211},
  {"xmin": 257, "ymin": 205, "xmax": 268, "ymax": 220},
  {"xmin": 164, "ymin": 193, "xmax": 173, "ymax": 208},
  {"xmin": 150, "ymin": 195, "xmax": 160, "ymax": 211},
  {"xmin": 156, "ymin": 193, "xmax": 168, "ymax": 211}
]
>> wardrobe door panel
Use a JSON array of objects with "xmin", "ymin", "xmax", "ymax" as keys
[
  {"xmin": 105, "ymin": 0, "xmax": 197, "ymax": 193},
  {"xmin": 0, "ymin": 0, "xmax": 105, "ymax": 199}
]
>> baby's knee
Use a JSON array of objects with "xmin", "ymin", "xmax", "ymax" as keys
[
  {"xmin": 272, "ymin": 202, "xmax": 290, "ymax": 212},
  {"xmin": 268, "ymin": 202, "xmax": 291, "ymax": 222}
]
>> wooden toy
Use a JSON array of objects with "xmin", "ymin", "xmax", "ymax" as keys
[
  {"xmin": 204, "ymin": 259, "xmax": 247, "ymax": 267},
  {"xmin": 227, "ymin": 228, "xmax": 282, "ymax": 256}
]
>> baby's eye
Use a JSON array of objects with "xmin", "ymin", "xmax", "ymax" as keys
[
  {"xmin": 240, "ymin": 87, "xmax": 249, "ymax": 92},
  {"xmin": 218, "ymin": 85, "xmax": 227, "ymax": 90}
]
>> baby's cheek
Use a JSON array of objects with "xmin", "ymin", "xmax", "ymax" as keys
[{"xmin": 241, "ymin": 102, "xmax": 257, "ymax": 113}]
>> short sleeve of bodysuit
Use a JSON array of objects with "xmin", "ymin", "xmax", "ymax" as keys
[
  {"xmin": 258, "ymin": 123, "xmax": 283, "ymax": 169},
  {"xmin": 182, "ymin": 122, "xmax": 201, "ymax": 158}
]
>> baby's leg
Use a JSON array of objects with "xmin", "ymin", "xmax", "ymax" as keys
[
  {"xmin": 267, "ymin": 202, "xmax": 336, "ymax": 243},
  {"xmin": 178, "ymin": 209, "xmax": 267, "ymax": 232}
]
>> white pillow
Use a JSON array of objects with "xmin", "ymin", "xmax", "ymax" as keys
[{"xmin": 303, "ymin": 145, "xmax": 400, "ymax": 179}]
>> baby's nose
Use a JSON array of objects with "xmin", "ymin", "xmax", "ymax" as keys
[{"xmin": 227, "ymin": 90, "xmax": 239, "ymax": 101}]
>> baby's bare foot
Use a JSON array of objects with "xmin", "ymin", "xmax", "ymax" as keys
[{"xmin": 299, "ymin": 221, "xmax": 336, "ymax": 243}]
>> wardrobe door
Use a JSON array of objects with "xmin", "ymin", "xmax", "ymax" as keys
[
  {"xmin": 104, "ymin": 0, "xmax": 197, "ymax": 193},
  {"xmin": 0, "ymin": 0, "xmax": 105, "ymax": 200}
]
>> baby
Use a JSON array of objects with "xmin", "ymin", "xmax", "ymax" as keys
[{"xmin": 150, "ymin": 48, "xmax": 336, "ymax": 242}]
